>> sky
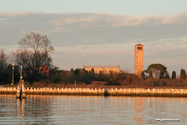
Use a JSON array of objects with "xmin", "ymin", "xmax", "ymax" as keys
[{"xmin": 1, "ymin": 0, "xmax": 187, "ymax": 76}]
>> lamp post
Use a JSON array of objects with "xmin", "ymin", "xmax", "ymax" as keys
[
  {"xmin": 20, "ymin": 65, "xmax": 23, "ymax": 81},
  {"xmin": 11, "ymin": 63, "xmax": 15, "ymax": 85}
]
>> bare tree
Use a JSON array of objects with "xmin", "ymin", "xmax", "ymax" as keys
[
  {"xmin": 0, "ymin": 49, "xmax": 8, "ymax": 72},
  {"xmin": 0, "ymin": 49, "xmax": 10, "ymax": 84},
  {"xmin": 12, "ymin": 32, "xmax": 54, "ymax": 80}
]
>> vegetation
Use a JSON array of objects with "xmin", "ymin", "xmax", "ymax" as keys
[
  {"xmin": 180, "ymin": 69, "xmax": 186, "ymax": 79},
  {"xmin": 171, "ymin": 71, "xmax": 176, "ymax": 79},
  {"xmin": 1, "ymin": 32, "xmax": 187, "ymax": 89},
  {"xmin": 141, "ymin": 71, "xmax": 145, "ymax": 80},
  {"xmin": 12, "ymin": 32, "xmax": 54, "ymax": 82},
  {"xmin": 0, "ymin": 49, "xmax": 10, "ymax": 84},
  {"xmin": 22, "ymin": 67, "xmax": 187, "ymax": 89},
  {"xmin": 0, "ymin": 50, "xmax": 20, "ymax": 84},
  {"xmin": 145, "ymin": 63, "xmax": 169, "ymax": 78},
  {"xmin": 149, "ymin": 71, "xmax": 153, "ymax": 78}
]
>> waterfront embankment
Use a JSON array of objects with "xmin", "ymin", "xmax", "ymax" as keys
[{"xmin": 1, "ymin": 86, "xmax": 187, "ymax": 97}]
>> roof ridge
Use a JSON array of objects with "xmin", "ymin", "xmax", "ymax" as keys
[{"xmin": 83, "ymin": 65, "xmax": 120, "ymax": 68}]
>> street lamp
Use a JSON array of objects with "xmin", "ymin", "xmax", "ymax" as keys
[
  {"xmin": 20, "ymin": 65, "xmax": 23, "ymax": 81},
  {"xmin": 11, "ymin": 63, "xmax": 15, "ymax": 85}
]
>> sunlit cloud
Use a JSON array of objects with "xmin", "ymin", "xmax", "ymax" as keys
[
  {"xmin": 0, "ymin": 12, "xmax": 33, "ymax": 17},
  {"xmin": 50, "ymin": 27, "xmax": 73, "ymax": 33},
  {"xmin": 49, "ymin": 17, "xmax": 100, "ymax": 26},
  {"xmin": 46, "ymin": 13, "xmax": 187, "ymax": 28},
  {"xmin": 1, "ymin": 45, "xmax": 18, "ymax": 54},
  {"xmin": 0, "ymin": 12, "xmax": 187, "ymax": 75}
]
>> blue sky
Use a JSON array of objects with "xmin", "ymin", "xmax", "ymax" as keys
[{"xmin": 1, "ymin": 0, "xmax": 187, "ymax": 76}]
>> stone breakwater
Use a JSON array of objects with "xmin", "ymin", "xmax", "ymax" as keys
[{"xmin": 1, "ymin": 87, "xmax": 187, "ymax": 97}]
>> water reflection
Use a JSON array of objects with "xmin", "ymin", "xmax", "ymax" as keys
[
  {"xmin": 133, "ymin": 97, "xmax": 145, "ymax": 124},
  {"xmin": 0, "ymin": 95, "xmax": 186, "ymax": 124},
  {"xmin": 16, "ymin": 98, "xmax": 25, "ymax": 118}
]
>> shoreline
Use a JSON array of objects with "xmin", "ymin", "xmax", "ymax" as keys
[{"xmin": 1, "ymin": 87, "xmax": 187, "ymax": 97}]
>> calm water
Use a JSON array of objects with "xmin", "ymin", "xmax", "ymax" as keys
[{"xmin": 0, "ymin": 95, "xmax": 187, "ymax": 125}]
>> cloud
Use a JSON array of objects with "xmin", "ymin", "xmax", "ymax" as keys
[
  {"xmin": 49, "ymin": 17, "xmax": 100, "ymax": 26},
  {"xmin": 50, "ymin": 27, "xmax": 73, "ymax": 33},
  {"xmin": 1, "ymin": 12, "xmax": 187, "ymax": 27},
  {"xmin": 46, "ymin": 13, "xmax": 187, "ymax": 27},
  {"xmin": 1, "ymin": 45, "xmax": 18, "ymax": 54},
  {"xmin": 1, "ymin": 12, "xmax": 187, "ymax": 75},
  {"xmin": 0, "ymin": 12, "xmax": 32, "ymax": 17}
]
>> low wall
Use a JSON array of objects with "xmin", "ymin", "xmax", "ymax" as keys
[
  {"xmin": 1, "ymin": 86, "xmax": 187, "ymax": 97},
  {"xmin": 0, "ymin": 87, "xmax": 17, "ymax": 94}
]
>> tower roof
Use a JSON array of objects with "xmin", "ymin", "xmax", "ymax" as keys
[{"xmin": 136, "ymin": 43, "xmax": 143, "ymax": 46}]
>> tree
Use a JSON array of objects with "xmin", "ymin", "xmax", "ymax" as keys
[
  {"xmin": 91, "ymin": 68, "xmax": 94, "ymax": 74},
  {"xmin": 145, "ymin": 63, "xmax": 168, "ymax": 78},
  {"xmin": 0, "ymin": 49, "xmax": 9, "ymax": 84},
  {"xmin": 141, "ymin": 71, "xmax": 145, "ymax": 79},
  {"xmin": 0, "ymin": 49, "xmax": 8, "ymax": 72},
  {"xmin": 180, "ymin": 69, "xmax": 186, "ymax": 79},
  {"xmin": 165, "ymin": 72, "xmax": 170, "ymax": 79},
  {"xmin": 12, "ymin": 32, "xmax": 54, "ymax": 81},
  {"xmin": 70, "ymin": 68, "xmax": 74, "ymax": 75},
  {"xmin": 98, "ymin": 71, "xmax": 108, "ymax": 81},
  {"xmin": 74, "ymin": 68, "xmax": 80, "ymax": 75},
  {"xmin": 171, "ymin": 71, "xmax": 176, "ymax": 79},
  {"xmin": 0, "ymin": 50, "xmax": 20, "ymax": 84},
  {"xmin": 149, "ymin": 70, "xmax": 153, "ymax": 78}
]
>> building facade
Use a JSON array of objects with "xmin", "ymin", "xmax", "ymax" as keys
[
  {"xmin": 134, "ymin": 44, "xmax": 144, "ymax": 76},
  {"xmin": 83, "ymin": 65, "xmax": 120, "ymax": 74}
]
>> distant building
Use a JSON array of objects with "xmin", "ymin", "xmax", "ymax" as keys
[
  {"xmin": 134, "ymin": 44, "xmax": 144, "ymax": 76},
  {"xmin": 83, "ymin": 65, "xmax": 120, "ymax": 74}
]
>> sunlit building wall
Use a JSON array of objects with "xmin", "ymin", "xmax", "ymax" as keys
[
  {"xmin": 83, "ymin": 65, "xmax": 120, "ymax": 74},
  {"xmin": 134, "ymin": 44, "xmax": 144, "ymax": 76}
]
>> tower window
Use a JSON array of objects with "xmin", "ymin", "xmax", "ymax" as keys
[{"xmin": 137, "ymin": 47, "xmax": 142, "ymax": 50}]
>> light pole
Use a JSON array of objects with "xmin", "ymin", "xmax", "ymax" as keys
[
  {"xmin": 11, "ymin": 63, "xmax": 15, "ymax": 85},
  {"xmin": 20, "ymin": 65, "xmax": 23, "ymax": 81}
]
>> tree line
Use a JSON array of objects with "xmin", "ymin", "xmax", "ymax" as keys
[
  {"xmin": 1, "ymin": 32, "xmax": 187, "ymax": 88},
  {"xmin": 48, "ymin": 65, "xmax": 187, "ymax": 88}
]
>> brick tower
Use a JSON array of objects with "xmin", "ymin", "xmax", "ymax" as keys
[{"xmin": 134, "ymin": 44, "xmax": 144, "ymax": 76}]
